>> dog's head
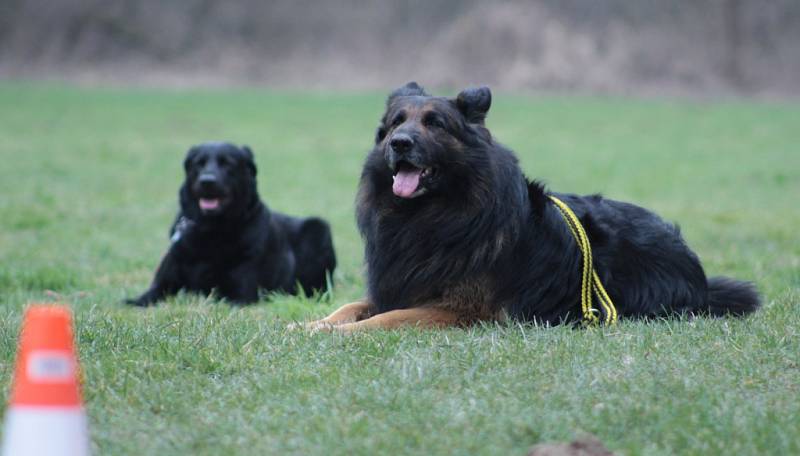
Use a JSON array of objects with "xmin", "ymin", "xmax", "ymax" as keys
[
  {"xmin": 180, "ymin": 142, "xmax": 258, "ymax": 218},
  {"xmin": 373, "ymin": 82, "xmax": 493, "ymax": 199}
]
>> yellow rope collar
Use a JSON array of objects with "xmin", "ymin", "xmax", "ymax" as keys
[{"xmin": 548, "ymin": 196, "xmax": 618, "ymax": 325}]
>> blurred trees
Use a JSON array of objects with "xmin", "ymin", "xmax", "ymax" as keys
[{"xmin": 0, "ymin": 0, "xmax": 797, "ymax": 95}]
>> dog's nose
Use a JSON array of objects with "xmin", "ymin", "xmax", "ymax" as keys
[
  {"xmin": 198, "ymin": 173, "xmax": 217, "ymax": 188},
  {"xmin": 390, "ymin": 134, "xmax": 414, "ymax": 154}
]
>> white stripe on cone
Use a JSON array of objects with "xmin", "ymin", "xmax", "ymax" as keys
[{"xmin": 2, "ymin": 406, "xmax": 90, "ymax": 456}]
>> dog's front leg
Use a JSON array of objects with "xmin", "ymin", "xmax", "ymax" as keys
[
  {"xmin": 331, "ymin": 307, "xmax": 462, "ymax": 333},
  {"xmin": 126, "ymin": 248, "xmax": 183, "ymax": 306},
  {"xmin": 223, "ymin": 262, "xmax": 261, "ymax": 305},
  {"xmin": 288, "ymin": 300, "xmax": 373, "ymax": 330}
]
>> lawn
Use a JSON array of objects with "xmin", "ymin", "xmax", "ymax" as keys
[{"xmin": 0, "ymin": 83, "xmax": 798, "ymax": 455}]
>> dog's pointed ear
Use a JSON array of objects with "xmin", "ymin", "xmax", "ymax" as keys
[
  {"xmin": 387, "ymin": 81, "xmax": 428, "ymax": 106},
  {"xmin": 241, "ymin": 145, "xmax": 257, "ymax": 177},
  {"xmin": 375, "ymin": 124, "xmax": 387, "ymax": 144},
  {"xmin": 183, "ymin": 146, "xmax": 199, "ymax": 172},
  {"xmin": 375, "ymin": 113, "xmax": 391, "ymax": 143},
  {"xmin": 456, "ymin": 86, "xmax": 492, "ymax": 124}
]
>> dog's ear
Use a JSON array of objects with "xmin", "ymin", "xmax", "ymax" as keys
[
  {"xmin": 375, "ymin": 120, "xmax": 388, "ymax": 144},
  {"xmin": 240, "ymin": 145, "xmax": 257, "ymax": 177},
  {"xmin": 455, "ymin": 86, "xmax": 492, "ymax": 124},
  {"xmin": 183, "ymin": 146, "xmax": 199, "ymax": 172},
  {"xmin": 387, "ymin": 81, "xmax": 428, "ymax": 106},
  {"xmin": 380, "ymin": 82, "xmax": 427, "ymax": 142}
]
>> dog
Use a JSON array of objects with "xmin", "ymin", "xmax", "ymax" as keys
[
  {"xmin": 127, "ymin": 142, "xmax": 336, "ymax": 306},
  {"xmin": 298, "ymin": 82, "xmax": 759, "ymax": 331}
]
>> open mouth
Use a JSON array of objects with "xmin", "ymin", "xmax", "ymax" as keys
[
  {"xmin": 392, "ymin": 161, "xmax": 435, "ymax": 198},
  {"xmin": 199, "ymin": 198, "xmax": 221, "ymax": 211},
  {"xmin": 196, "ymin": 194, "xmax": 228, "ymax": 213},
  {"xmin": 192, "ymin": 174, "xmax": 230, "ymax": 214}
]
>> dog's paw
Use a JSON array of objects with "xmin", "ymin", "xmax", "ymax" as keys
[
  {"xmin": 286, "ymin": 320, "xmax": 336, "ymax": 333},
  {"xmin": 286, "ymin": 321, "xmax": 304, "ymax": 331},
  {"xmin": 123, "ymin": 297, "xmax": 154, "ymax": 307}
]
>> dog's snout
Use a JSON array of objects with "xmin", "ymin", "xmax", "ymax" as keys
[
  {"xmin": 198, "ymin": 173, "xmax": 217, "ymax": 188},
  {"xmin": 390, "ymin": 134, "xmax": 414, "ymax": 154}
]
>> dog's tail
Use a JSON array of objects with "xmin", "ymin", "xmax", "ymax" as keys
[{"xmin": 704, "ymin": 276, "xmax": 761, "ymax": 316}]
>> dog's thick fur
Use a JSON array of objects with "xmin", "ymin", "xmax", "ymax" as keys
[
  {"xmin": 128, "ymin": 142, "xmax": 336, "ymax": 306},
  {"xmin": 301, "ymin": 82, "xmax": 759, "ymax": 331}
]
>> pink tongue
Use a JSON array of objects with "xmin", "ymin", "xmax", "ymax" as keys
[
  {"xmin": 392, "ymin": 169, "xmax": 422, "ymax": 198},
  {"xmin": 199, "ymin": 198, "xmax": 220, "ymax": 210}
]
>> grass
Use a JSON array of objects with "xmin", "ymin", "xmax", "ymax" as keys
[{"xmin": 0, "ymin": 82, "xmax": 798, "ymax": 455}]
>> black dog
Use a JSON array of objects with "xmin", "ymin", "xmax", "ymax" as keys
[
  {"xmin": 128, "ymin": 142, "xmax": 336, "ymax": 306},
  {"xmin": 300, "ymin": 82, "xmax": 759, "ymax": 331}
]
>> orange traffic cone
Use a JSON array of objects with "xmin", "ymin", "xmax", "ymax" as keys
[{"xmin": 2, "ymin": 305, "xmax": 90, "ymax": 456}]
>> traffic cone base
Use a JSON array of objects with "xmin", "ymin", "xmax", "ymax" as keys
[{"xmin": 2, "ymin": 408, "xmax": 90, "ymax": 456}]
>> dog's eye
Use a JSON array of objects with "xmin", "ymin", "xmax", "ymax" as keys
[
  {"xmin": 390, "ymin": 112, "xmax": 406, "ymax": 128},
  {"xmin": 423, "ymin": 113, "xmax": 446, "ymax": 129},
  {"xmin": 217, "ymin": 156, "xmax": 231, "ymax": 167},
  {"xmin": 196, "ymin": 157, "xmax": 207, "ymax": 167}
]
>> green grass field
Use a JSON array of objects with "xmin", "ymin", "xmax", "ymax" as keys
[{"xmin": 1, "ymin": 83, "xmax": 798, "ymax": 455}]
